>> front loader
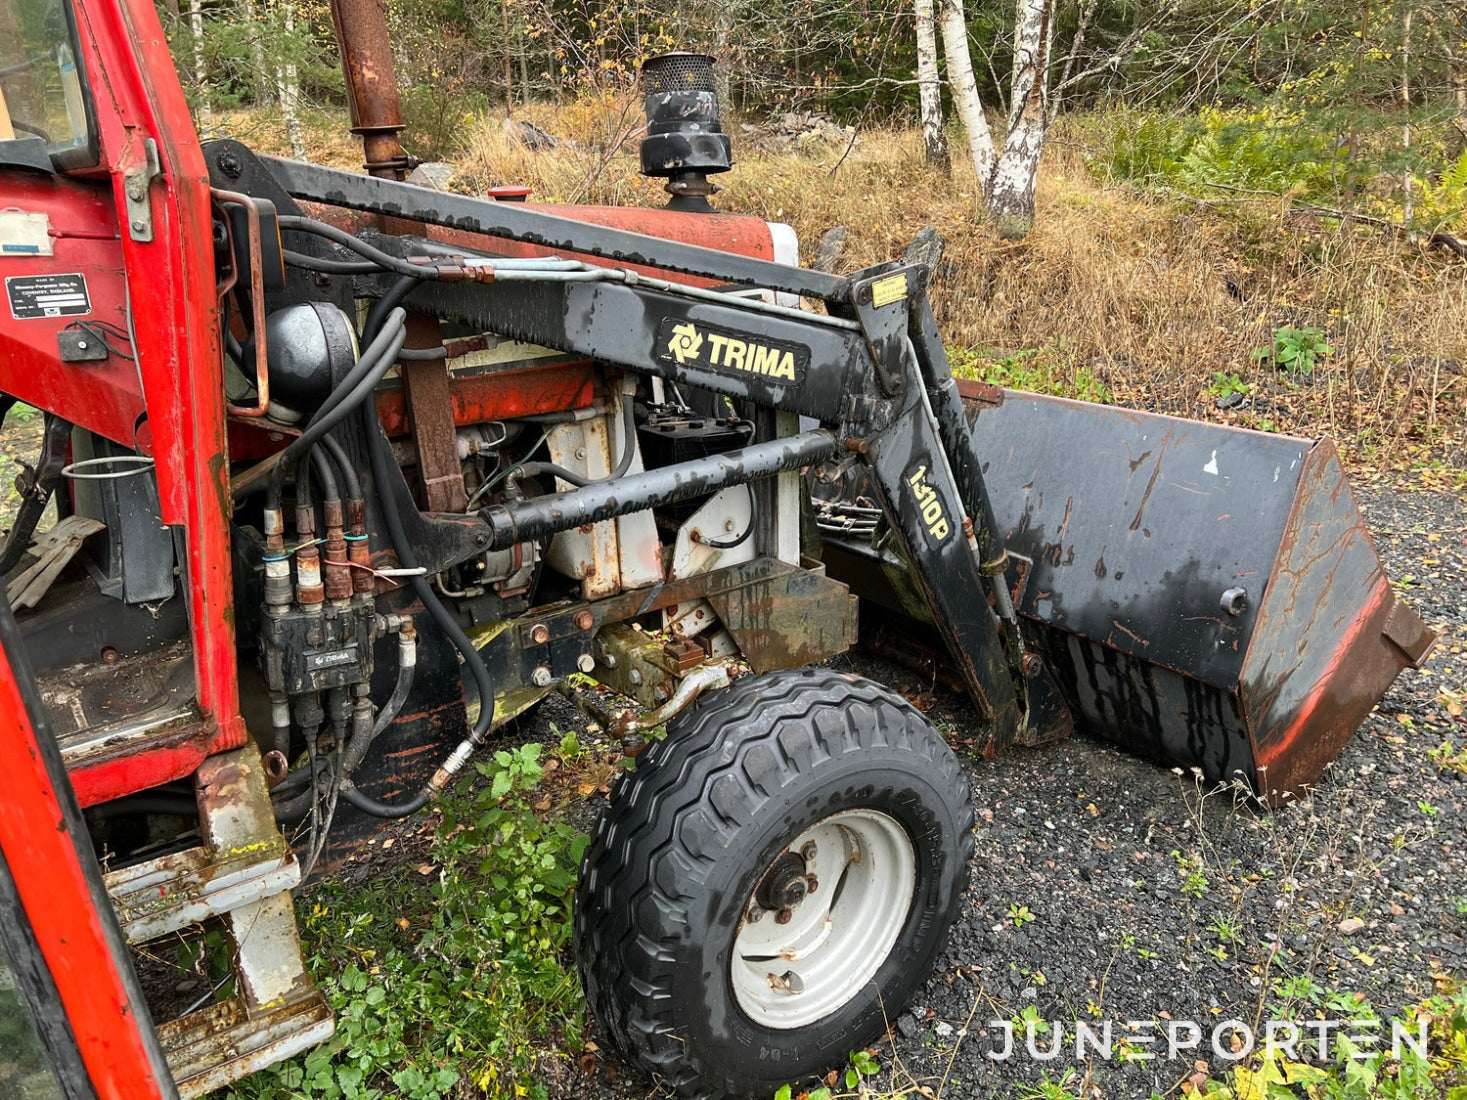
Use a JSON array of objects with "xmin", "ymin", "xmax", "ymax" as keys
[{"xmin": 0, "ymin": 0, "xmax": 1434, "ymax": 1096}]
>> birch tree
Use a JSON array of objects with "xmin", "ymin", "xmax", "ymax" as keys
[
  {"xmin": 938, "ymin": 0, "xmax": 994, "ymax": 187},
  {"xmin": 914, "ymin": 0, "xmax": 948, "ymax": 166},
  {"xmin": 987, "ymin": 0, "xmax": 1055, "ymax": 237},
  {"xmin": 930, "ymin": 0, "xmax": 1055, "ymax": 239},
  {"xmin": 189, "ymin": 0, "xmax": 212, "ymax": 130}
]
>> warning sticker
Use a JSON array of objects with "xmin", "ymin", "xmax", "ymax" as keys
[
  {"xmin": 870, "ymin": 273, "xmax": 908, "ymax": 308},
  {"xmin": 6, "ymin": 273, "xmax": 91, "ymax": 319}
]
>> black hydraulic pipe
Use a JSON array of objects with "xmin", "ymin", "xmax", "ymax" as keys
[{"xmin": 479, "ymin": 429, "xmax": 837, "ymax": 549}]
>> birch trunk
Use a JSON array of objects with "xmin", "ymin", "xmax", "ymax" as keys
[
  {"xmin": 938, "ymin": 0, "xmax": 995, "ymax": 192},
  {"xmin": 986, "ymin": 0, "xmax": 1054, "ymax": 239},
  {"xmin": 277, "ymin": 1, "xmax": 304, "ymax": 157},
  {"xmin": 189, "ymin": 0, "xmax": 212, "ymax": 130},
  {"xmin": 238, "ymin": 0, "xmax": 270, "ymax": 106},
  {"xmin": 915, "ymin": 0, "xmax": 948, "ymax": 167}
]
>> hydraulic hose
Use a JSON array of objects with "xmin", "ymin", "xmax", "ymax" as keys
[
  {"xmin": 308, "ymin": 444, "xmax": 340, "ymax": 504},
  {"xmin": 266, "ymin": 312, "xmax": 407, "ymax": 510},
  {"xmin": 277, "ymin": 215, "xmax": 444, "ymax": 280},
  {"xmin": 352, "ymin": 395, "xmax": 497, "ymax": 819},
  {"xmin": 320, "ymin": 432, "xmax": 363, "ymax": 502},
  {"xmin": 513, "ymin": 388, "xmax": 638, "ymax": 488}
]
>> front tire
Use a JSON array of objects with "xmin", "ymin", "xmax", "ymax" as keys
[{"xmin": 574, "ymin": 666, "xmax": 974, "ymax": 1098}]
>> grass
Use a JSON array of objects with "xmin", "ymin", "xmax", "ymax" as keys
[{"xmin": 227, "ymin": 742, "xmax": 589, "ymax": 1100}]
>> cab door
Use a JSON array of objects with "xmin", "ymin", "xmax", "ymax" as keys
[{"xmin": 0, "ymin": 589, "xmax": 177, "ymax": 1100}]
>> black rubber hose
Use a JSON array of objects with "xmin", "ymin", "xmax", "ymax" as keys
[
  {"xmin": 347, "ymin": 397, "xmax": 496, "ymax": 819},
  {"xmin": 513, "ymin": 395, "xmax": 637, "ymax": 488},
  {"xmin": 282, "ymin": 249, "xmax": 382, "ymax": 275},
  {"xmin": 320, "ymin": 432, "xmax": 363, "ymax": 502},
  {"xmin": 397, "ymin": 346, "xmax": 447, "ymax": 361},
  {"xmin": 266, "ymin": 316, "xmax": 407, "ymax": 509},
  {"xmin": 307, "ymin": 308, "xmax": 408, "ymax": 432},
  {"xmin": 277, "ymin": 216, "xmax": 441, "ymax": 280},
  {"xmin": 363, "ymin": 274, "xmax": 419, "ymax": 347},
  {"xmin": 341, "ymin": 783, "xmax": 427, "ymax": 819},
  {"xmin": 309, "ymin": 445, "xmax": 340, "ymax": 504},
  {"xmin": 702, "ymin": 483, "xmax": 757, "ymax": 549},
  {"xmin": 516, "ymin": 461, "xmax": 590, "ymax": 487}
]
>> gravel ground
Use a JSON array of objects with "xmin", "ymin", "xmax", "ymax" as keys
[{"xmin": 557, "ymin": 483, "xmax": 1466, "ymax": 1100}]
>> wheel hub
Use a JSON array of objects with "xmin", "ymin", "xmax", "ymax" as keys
[
  {"xmin": 754, "ymin": 851, "xmax": 809, "ymax": 911},
  {"xmin": 730, "ymin": 808, "xmax": 917, "ymax": 1029}
]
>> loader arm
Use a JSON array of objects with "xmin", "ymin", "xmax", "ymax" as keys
[{"xmin": 259, "ymin": 157, "xmax": 1058, "ymax": 751}]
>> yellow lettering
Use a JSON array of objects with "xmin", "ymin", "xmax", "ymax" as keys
[
  {"xmin": 749, "ymin": 344, "xmax": 776, "ymax": 375},
  {"xmin": 774, "ymin": 351, "xmax": 796, "ymax": 380},
  {"xmin": 725, "ymin": 339, "xmax": 747, "ymax": 370},
  {"xmin": 706, "ymin": 333, "xmax": 727, "ymax": 364}
]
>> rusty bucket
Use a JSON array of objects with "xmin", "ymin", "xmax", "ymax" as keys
[{"xmin": 820, "ymin": 388, "xmax": 1436, "ymax": 806}]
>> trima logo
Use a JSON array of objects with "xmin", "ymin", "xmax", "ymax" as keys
[
  {"xmin": 655, "ymin": 317, "xmax": 810, "ymax": 384},
  {"xmin": 665, "ymin": 322, "xmax": 704, "ymax": 365}
]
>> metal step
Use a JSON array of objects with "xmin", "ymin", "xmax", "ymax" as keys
[
  {"xmin": 112, "ymin": 745, "xmax": 335, "ymax": 1096},
  {"xmin": 105, "ymin": 840, "xmax": 300, "ymax": 945},
  {"xmin": 158, "ymin": 986, "xmax": 334, "ymax": 1099}
]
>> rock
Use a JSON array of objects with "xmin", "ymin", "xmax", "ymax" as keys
[
  {"xmin": 1339, "ymin": 917, "xmax": 1366, "ymax": 935},
  {"xmin": 406, "ymin": 161, "xmax": 455, "ymax": 190},
  {"xmin": 502, "ymin": 117, "xmax": 559, "ymax": 150},
  {"xmin": 897, "ymin": 1014, "xmax": 920, "ymax": 1039},
  {"xmin": 811, "ymin": 227, "xmax": 847, "ymax": 274}
]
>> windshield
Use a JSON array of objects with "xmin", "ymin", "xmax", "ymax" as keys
[{"xmin": 0, "ymin": 0, "xmax": 95, "ymax": 166}]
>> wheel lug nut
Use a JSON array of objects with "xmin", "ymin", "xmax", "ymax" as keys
[
  {"xmin": 775, "ymin": 908, "xmax": 793, "ymax": 924},
  {"xmin": 806, "ymin": 874, "xmax": 818, "ymax": 894},
  {"xmin": 801, "ymin": 842, "xmax": 817, "ymax": 862},
  {"xmin": 746, "ymin": 904, "xmax": 763, "ymax": 923}
]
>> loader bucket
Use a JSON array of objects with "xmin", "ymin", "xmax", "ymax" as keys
[{"xmin": 956, "ymin": 387, "xmax": 1435, "ymax": 805}]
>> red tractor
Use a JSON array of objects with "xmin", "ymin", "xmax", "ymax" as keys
[{"xmin": 0, "ymin": 0, "xmax": 1434, "ymax": 1095}]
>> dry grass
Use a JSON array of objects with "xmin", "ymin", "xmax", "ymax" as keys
[{"xmin": 244, "ymin": 103, "xmax": 1467, "ymax": 481}]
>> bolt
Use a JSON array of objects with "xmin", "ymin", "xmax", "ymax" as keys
[
  {"xmin": 100, "ymin": 646, "xmax": 119, "ymax": 663},
  {"xmin": 602, "ymin": 653, "xmax": 619, "ymax": 669},
  {"xmin": 806, "ymin": 874, "xmax": 818, "ymax": 894},
  {"xmin": 217, "ymin": 152, "xmax": 243, "ymax": 179},
  {"xmin": 474, "ymin": 533, "xmax": 489, "ymax": 547},
  {"xmin": 574, "ymin": 610, "xmax": 594, "ymax": 631},
  {"xmin": 800, "ymin": 841, "xmax": 817, "ymax": 863},
  {"xmin": 628, "ymin": 668, "xmax": 643, "ymax": 686},
  {"xmin": 575, "ymin": 447, "xmax": 586, "ymax": 460},
  {"xmin": 531, "ymin": 666, "xmax": 552, "ymax": 687},
  {"xmin": 577, "ymin": 653, "xmax": 596, "ymax": 674},
  {"xmin": 127, "ymin": 182, "xmax": 144, "ymax": 201},
  {"xmin": 775, "ymin": 908, "xmax": 793, "ymax": 925},
  {"xmin": 76, "ymin": 340, "xmax": 88, "ymax": 351},
  {"xmin": 131, "ymin": 220, "xmax": 146, "ymax": 233},
  {"xmin": 530, "ymin": 623, "xmax": 550, "ymax": 645},
  {"xmin": 746, "ymin": 904, "xmax": 764, "ymax": 923}
]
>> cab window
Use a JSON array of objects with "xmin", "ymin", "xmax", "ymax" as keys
[{"xmin": 0, "ymin": 0, "xmax": 97, "ymax": 169}]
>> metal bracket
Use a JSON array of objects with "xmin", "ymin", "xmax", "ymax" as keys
[{"xmin": 124, "ymin": 137, "xmax": 163, "ymax": 243}]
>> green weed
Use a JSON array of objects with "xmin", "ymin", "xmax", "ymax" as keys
[{"xmin": 229, "ymin": 743, "xmax": 587, "ymax": 1100}]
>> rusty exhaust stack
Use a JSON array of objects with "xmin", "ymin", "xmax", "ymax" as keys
[{"xmin": 328, "ymin": 0, "xmax": 410, "ymax": 178}]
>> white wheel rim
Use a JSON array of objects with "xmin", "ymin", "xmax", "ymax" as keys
[{"xmin": 730, "ymin": 808, "xmax": 917, "ymax": 1029}]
